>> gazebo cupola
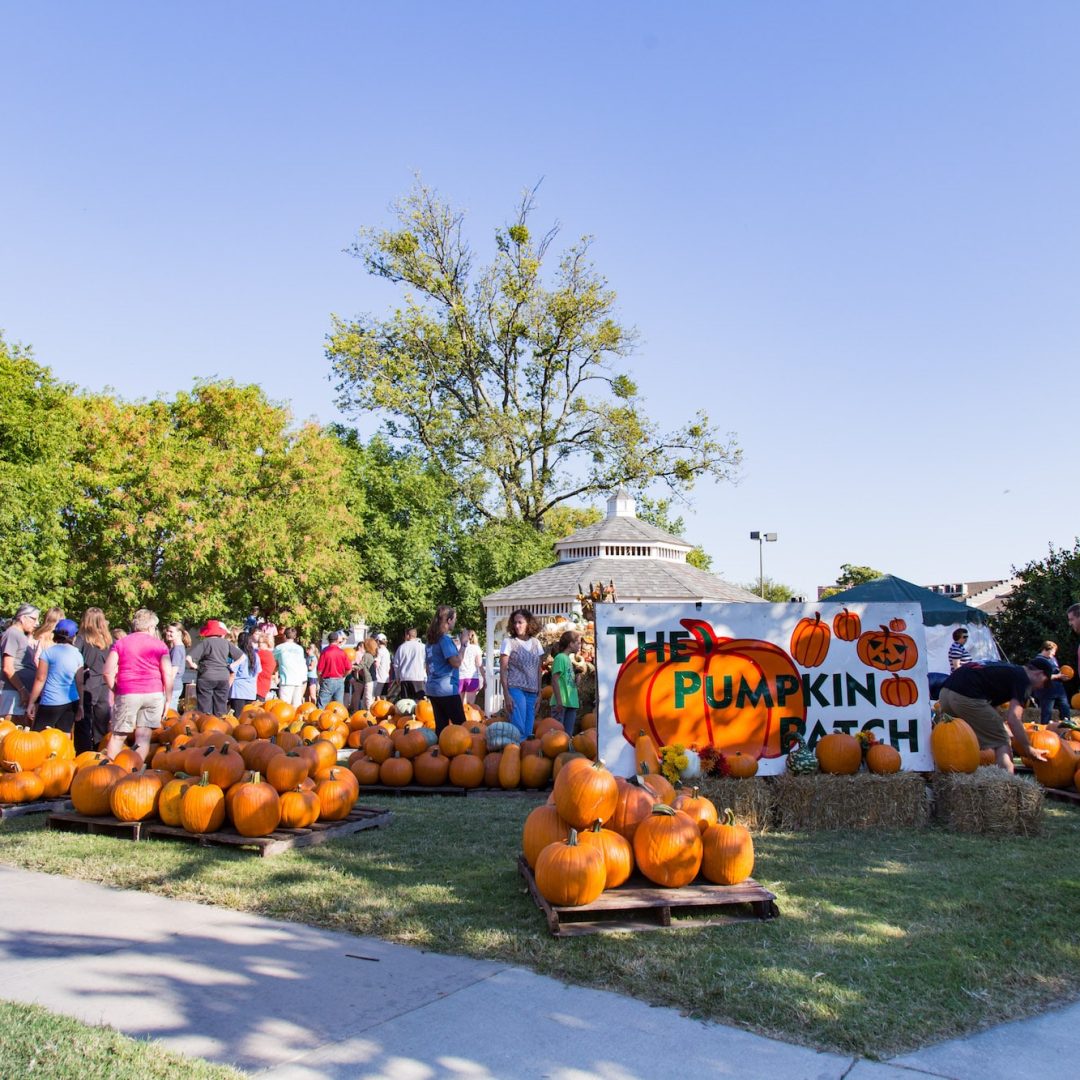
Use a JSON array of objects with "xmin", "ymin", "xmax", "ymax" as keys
[{"xmin": 553, "ymin": 489, "xmax": 694, "ymax": 565}]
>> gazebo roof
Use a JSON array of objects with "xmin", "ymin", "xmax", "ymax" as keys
[
  {"xmin": 482, "ymin": 556, "xmax": 765, "ymax": 606},
  {"xmin": 552, "ymin": 489, "xmax": 691, "ymax": 556}
]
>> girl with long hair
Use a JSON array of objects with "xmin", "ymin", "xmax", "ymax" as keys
[
  {"xmin": 32, "ymin": 606, "xmax": 65, "ymax": 660},
  {"xmin": 228, "ymin": 630, "xmax": 261, "ymax": 714},
  {"xmin": 500, "ymin": 608, "xmax": 543, "ymax": 737},
  {"xmin": 75, "ymin": 607, "xmax": 113, "ymax": 751},
  {"xmin": 424, "ymin": 605, "xmax": 467, "ymax": 733}
]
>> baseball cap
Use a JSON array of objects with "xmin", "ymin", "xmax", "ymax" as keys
[
  {"xmin": 199, "ymin": 619, "xmax": 230, "ymax": 638},
  {"xmin": 376, "ymin": 633, "xmax": 388, "ymax": 643},
  {"xmin": 55, "ymin": 618, "xmax": 79, "ymax": 637},
  {"xmin": 1027, "ymin": 656, "xmax": 1055, "ymax": 677}
]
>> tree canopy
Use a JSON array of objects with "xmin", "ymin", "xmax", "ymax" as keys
[
  {"xmin": 993, "ymin": 543, "xmax": 1080, "ymax": 665},
  {"xmin": 0, "ymin": 339, "xmax": 371, "ymax": 635},
  {"xmin": 819, "ymin": 563, "xmax": 885, "ymax": 599},
  {"xmin": 327, "ymin": 180, "xmax": 741, "ymax": 529}
]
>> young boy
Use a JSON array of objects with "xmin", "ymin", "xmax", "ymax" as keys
[{"xmin": 550, "ymin": 630, "xmax": 581, "ymax": 736}]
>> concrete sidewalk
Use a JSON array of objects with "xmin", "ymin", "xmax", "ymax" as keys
[{"xmin": 0, "ymin": 866, "xmax": 1076, "ymax": 1079}]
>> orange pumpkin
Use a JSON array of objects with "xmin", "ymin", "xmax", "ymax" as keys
[
  {"xmin": 522, "ymin": 804, "xmax": 571, "ymax": 869},
  {"xmin": 815, "ymin": 733, "xmax": 862, "ymax": 775},
  {"xmin": 608, "ymin": 775, "xmax": 656, "ymax": 841},
  {"xmin": 672, "ymin": 786, "xmax": 719, "ymax": 833},
  {"xmin": 553, "ymin": 758, "xmax": 618, "ymax": 829},
  {"xmin": 633, "ymin": 804, "xmax": 703, "ymax": 887},
  {"xmin": 725, "ymin": 752, "xmax": 759, "ymax": 778},
  {"xmin": 520, "ymin": 750, "xmax": 553, "ymax": 789},
  {"xmin": 790, "ymin": 612, "xmax": 831, "ymax": 668},
  {"xmin": 413, "ymin": 747, "xmax": 450, "ymax": 786},
  {"xmin": 534, "ymin": 828, "xmax": 606, "ymax": 907},
  {"xmin": 70, "ymin": 762, "xmax": 125, "ymax": 816},
  {"xmin": 180, "ymin": 774, "xmax": 226, "ymax": 833},
  {"xmin": 579, "ymin": 821, "xmax": 634, "ymax": 888},
  {"xmin": 279, "ymin": 787, "xmax": 320, "ymax": 828},
  {"xmin": 613, "ymin": 618, "xmax": 806, "ymax": 760},
  {"xmin": 700, "ymin": 808, "xmax": 754, "ymax": 885},
  {"xmin": 865, "ymin": 742, "xmax": 902, "ymax": 775},
  {"xmin": 930, "ymin": 716, "xmax": 979, "ymax": 773}
]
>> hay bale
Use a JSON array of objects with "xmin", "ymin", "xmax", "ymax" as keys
[
  {"xmin": 931, "ymin": 766, "xmax": 1044, "ymax": 836},
  {"xmin": 771, "ymin": 772, "xmax": 931, "ymax": 831},
  {"xmin": 695, "ymin": 776, "xmax": 775, "ymax": 832}
]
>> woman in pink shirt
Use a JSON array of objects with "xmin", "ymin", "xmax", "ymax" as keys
[{"xmin": 103, "ymin": 608, "xmax": 174, "ymax": 764}]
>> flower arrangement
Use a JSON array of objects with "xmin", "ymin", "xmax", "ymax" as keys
[
  {"xmin": 855, "ymin": 730, "xmax": 878, "ymax": 756},
  {"xmin": 698, "ymin": 745, "xmax": 727, "ymax": 777},
  {"xmin": 659, "ymin": 744, "xmax": 690, "ymax": 785}
]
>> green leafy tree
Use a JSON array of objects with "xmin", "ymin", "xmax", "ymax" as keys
[
  {"xmin": 327, "ymin": 180, "xmax": 741, "ymax": 528},
  {"xmin": 819, "ymin": 563, "xmax": 885, "ymax": 599},
  {"xmin": 636, "ymin": 495, "xmax": 713, "ymax": 571},
  {"xmin": 993, "ymin": 543, "xmax": 1080, "ymax": 665},
  {"xmin": 0, "ymin": 334, "xmax": 79, "ymax": 613},
  {"xmin": 68, "ymin": 382, "xmax": 372, "ymax": 634},
  {"xmin": 335, "ymin": 429, "xmax": 462, "ymax": 639},
  {"xmin": 742, "ymin": 576, "xmax": 797, "ymax": 602}
]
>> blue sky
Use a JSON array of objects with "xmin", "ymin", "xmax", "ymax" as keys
[{"xmin": 3, "ymin": 2, "xmax": 1078, "ymax": 597}]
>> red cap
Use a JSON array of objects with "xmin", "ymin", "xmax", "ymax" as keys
[{"xmin": 199, "ymin": 619, "xmax": 230, "ymax": 638}]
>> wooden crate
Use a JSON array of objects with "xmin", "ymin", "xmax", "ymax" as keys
[
  {"xmin": 0, "ymin": 798, "xmax": 72, "ymax": 822},
  {"xmin": 517, "ymin": 856, "xmax": 779, "ymax": 937},
  {"xmin": 47, "ymin": 806, "xmax": 393, "ymax": 856}
]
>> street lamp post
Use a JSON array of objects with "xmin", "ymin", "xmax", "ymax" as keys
[{"xmin": 749, "ymin": 531, "xmax": 778, "ymax": 598}]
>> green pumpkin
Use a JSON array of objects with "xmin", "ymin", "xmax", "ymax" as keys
[
  {"xmin": 786, "ymin": 736, "xmax": 818, "ymax": 775},
  {"xmin": 485, "ymin": 721, "xmax": 523, "ymax": 750}
]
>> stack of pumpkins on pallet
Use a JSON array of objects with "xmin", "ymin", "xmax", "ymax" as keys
[
  {"xmin": 0, "ymin": 721, "xmax": 78, "ymax": 802},
  {"xmin": 930, "ymin": 713, "xmax": 1080, "ymax": 790},
  {"xmin": 66, "ymin": 699, "xmax": 366, "ymax": 836},
  {"xmin": 522, "ymin": 754, "xmax": 754, "ymax": 908},
  {"xmin": 345, "ymin": 708, "xmax": 598, "ymax": 790}
]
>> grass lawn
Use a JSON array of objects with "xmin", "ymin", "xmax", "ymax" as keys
[
  {"xmin": 0, "ymin": 999, "xmax": 244, "ymax": 1080},
  {"xmin": 1, "ymin": 799, "xmax": 1079, "ymax": 1059}
]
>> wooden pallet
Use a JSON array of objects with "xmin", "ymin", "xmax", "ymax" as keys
[
  {"xmin": 0, "ymin": 798, "xmax": 72, "ymax": 822},
  {"xmin": 517, "ymin": 856, "xmax": 779, "ymax": 937},
  {"xmin": 47, "ymin": 806, "xmax": 393, "ymax": 856},
  {"xmin": 1044, "ymin": 786, "xmax": 1080, "ymax": 806},
  {"xmin": 355, "ymin": 784, "xmax": 548, "ymax": 799}
]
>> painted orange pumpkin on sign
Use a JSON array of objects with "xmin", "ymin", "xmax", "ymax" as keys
[
  {"xmin": 790, "ymin": 612, "xmax": 831, "ymax": 667},
  {"xmin": 612, "ymin": 618, "xmax": 806, "ymax": 760},
  {"xmin": 856, "ymin": 625, "xmax": 919, "ymax": 671},
  {"xmin": 832, "ymin": 607, "xmax": 861, "ymax": 642}
]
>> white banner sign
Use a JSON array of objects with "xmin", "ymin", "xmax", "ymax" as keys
[{"xmin": 595, "ymin": 602, "xmax": 931, "ymax": 777}]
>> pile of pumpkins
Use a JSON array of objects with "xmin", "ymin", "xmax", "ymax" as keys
[
  {"xmin": 344, "ymin": 702, "xmax": 598, "ymax": 790},
  {"xmin": 59, "ymin": 699, "xmax": 373, "ymax": 836},
  {"xmin": 932, "ymin": 713, "xmax": 1080, "ymax": 789},
  {"xmin": 781, "ymin": 731, "xmax": 904, "ymax": 776},
  {"xmin": 522, "ymin": 754, "xmax": 755, "ymax": 908},
  {"xmin": 0, "ymin": 720, "xmax": 78, "ymax": 803}
]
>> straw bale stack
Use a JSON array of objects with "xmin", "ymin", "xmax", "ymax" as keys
[
  {"xmin": 772, "ymin": 772, "xmax": 931, "ymax": 831},
  {"xmin": 930, "ymin": 766, "xmax": 1043, "ymax": 836}
]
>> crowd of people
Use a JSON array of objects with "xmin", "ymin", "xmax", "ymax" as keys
[{"xmin": 0, "ymin": 599, "xmax": 578, "ymax": 762}]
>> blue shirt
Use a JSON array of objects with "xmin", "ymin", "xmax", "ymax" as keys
[
  {"xmin": 40, "ymin": 643, "xmax": 82, "ymax": 706},
  {"xmin": 424, "ymin": 634, "xmax": 459, "ymax": 697},
  {"xmin": 230, "ymin": 651, "xmax": 261, "ymax": 700}
]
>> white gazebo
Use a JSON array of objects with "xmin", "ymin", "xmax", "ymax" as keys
[{"xmin": 481, "ymin": 490, "xmax": 764, "ymax": 713}]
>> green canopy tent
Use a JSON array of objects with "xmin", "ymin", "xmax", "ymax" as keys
[{"xmin": 825, "ymin": 574, "xmax": 998, "ymax": 672}]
